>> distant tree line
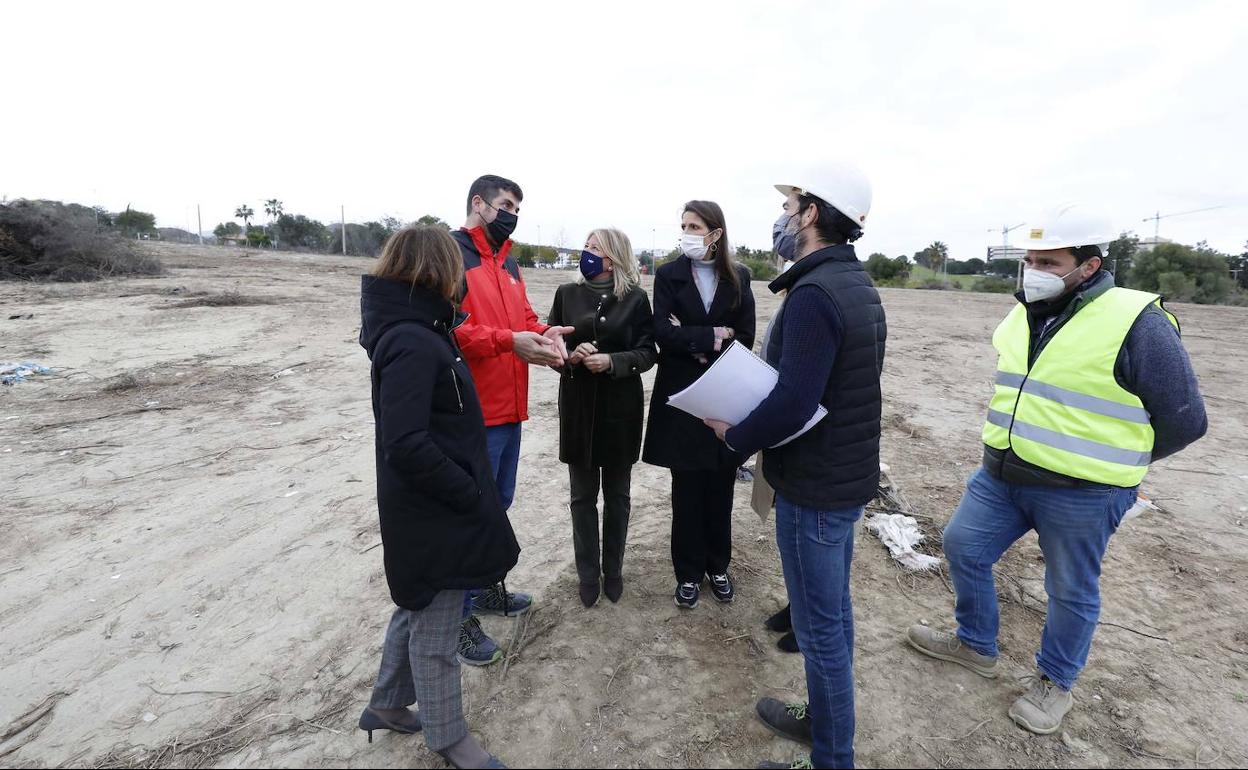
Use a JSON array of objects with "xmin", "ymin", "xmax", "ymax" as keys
[
  {"xmin": 7, "ymin": 197, "xmax": 1246, "ymax": 302},
  {"xmin": 211, "ymin": 201, "xmax": 451, "ymax": 257},
  {"xmin": 863, "ymin": 234, "xmax": 1248, "ymax": 304}
]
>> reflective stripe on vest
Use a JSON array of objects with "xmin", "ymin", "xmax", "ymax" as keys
[{"xmin": 981, "ymin": 286, "xmax": 1178, "ymax": 487}]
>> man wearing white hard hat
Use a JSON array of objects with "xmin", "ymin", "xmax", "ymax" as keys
[
  {"xmin": 906, "ymin": 204, "xmax": 1206, "ymax": 735},
  {"xmin": 706, "ymin": 162, "xmax": 886, "ymax": 769}
]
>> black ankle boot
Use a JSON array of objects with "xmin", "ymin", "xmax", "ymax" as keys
[
  {"xmin": 765, "ymin": 604, "xmax": 792, "ymax": 633},
  {"xmin": 579, "ymin": 582, "xmax": 600, "ymax": 608},
  {"xmin": 603, "ymin": 575, "xmax": 623, "ymax": 603}
]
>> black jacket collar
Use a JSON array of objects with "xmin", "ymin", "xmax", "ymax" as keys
[
  {"xmin": 666, "ymin": 253, "xmax": 695, "ymax": 283},
  {"xmin": 768, "ymin": 244, "xmax": 858, "ymax": 294},
  {"xmin": 359, "ymin": 275, "xmax": 462, "ymax": 355}
]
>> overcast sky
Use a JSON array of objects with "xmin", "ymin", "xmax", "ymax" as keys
[{"xmin": 4, "ymin": 0, "xmax": 1247, "ymax": 260}]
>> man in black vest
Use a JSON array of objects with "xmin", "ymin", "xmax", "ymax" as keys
[{"xmin": 706, "ymin": 164, "xmax": 886, "ymax": 769}]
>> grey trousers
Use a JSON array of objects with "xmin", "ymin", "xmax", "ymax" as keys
[
  {"xmin": 369, "ymin": 590, "xmax": 466, "ymax": 751},
  {"xmin": 569, "ymin": 464, "xmax": 633, "ymax": 584}
]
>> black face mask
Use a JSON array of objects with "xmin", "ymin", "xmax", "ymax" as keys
[{"xmin": 485, "ymin": 206, "xmax": 518, "ymax": 246}]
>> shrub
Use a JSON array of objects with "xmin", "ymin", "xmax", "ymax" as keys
[
  {"xmin": 740, "ymin": 257, "xmax": 779, "ymax": 282},
  {"xmin": 1131, "ymin": 242, "xmax": 1235, "ymax": 304},
  {"xmin": 873, "ymin": 277, "xmax": 910, "ymax": 289},
  {"xmin": 0, "ymin": 199, "xmax": 162, "ymax": 281},
  {"xmin": 972, "ymin": 276, "xmax": 1016, "ymax": 294},
  {"xmin": 915, "ymin": 279, "xmax": 959, "ymax": 291},
  {"xmin": 865, "ymin": 252, "xmax": 910, "ymax": 282}
]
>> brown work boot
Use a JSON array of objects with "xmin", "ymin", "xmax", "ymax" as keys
[
  {"xmin": 906, "ymin": 624, "xmax": 999, "ymax": 678},
  {"xmin": 1008, "ymin": 674, "xmax": 1074, "ymax": 735}
]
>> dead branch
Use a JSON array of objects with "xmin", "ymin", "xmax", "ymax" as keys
[
  {"xmin": 34, "ymin": 407, "xmax": 181, "ymax": 432},
  {"xmin": 1, "ymin": 691, "xmax": 68, "ymax": 742},
  {"xmin": 922, "ymin": 718, "xmax": 990, "ymax": 742}
]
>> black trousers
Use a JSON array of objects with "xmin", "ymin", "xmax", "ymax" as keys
[
  {"xmin": 670, "ymin": 467, "xmax": 737, "ymax": 584},
  {"xmin": 569, "ymin": 464, "xmax": 633, "ymax": 584}
]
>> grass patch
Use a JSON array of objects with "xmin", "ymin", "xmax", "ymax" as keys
[{"xmin": 906, "ymin": 264, "xmax": 980, "ymax": 289}]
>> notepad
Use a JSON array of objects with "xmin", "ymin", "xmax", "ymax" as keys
[{"xmin": 667, "ymin": 341, "xmax": 827, "ymax": 448}]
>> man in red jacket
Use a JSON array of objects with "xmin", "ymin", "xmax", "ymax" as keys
[{"xmin": 451, "ymin": 174, "xmax": 573, "ymax": 666}]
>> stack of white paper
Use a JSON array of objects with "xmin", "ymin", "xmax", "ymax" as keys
[{"xmin": 666, "ymin": 341, "xmax": 827, "ymax": 448}]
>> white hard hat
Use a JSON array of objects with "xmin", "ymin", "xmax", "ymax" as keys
[
  {"xmin": 1017, "ymin": 204, "xmax": 1115, "ymax": 253},
  {"xmin": 775, "ymin": 161, "xmax": 873, "ymax": 228}
]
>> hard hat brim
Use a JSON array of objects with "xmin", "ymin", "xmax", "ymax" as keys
[
  {"xmin": 1015, "ymin": 239, "xmax": 1113, "ymax": 252},
  {"xmin": 1015, "ymin": 242, "xmax": 1069, "ymax": 252}
]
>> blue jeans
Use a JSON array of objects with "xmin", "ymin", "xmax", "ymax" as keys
[
  {"xmin": 944, "ymin": 467, "xmax": 1136, "ymax": 690},
  {"xmin": 463, "ymin": 422, "xmax": 524, "ymax": 619},
  {"xmin": 776, "ymin": 494, "xmax": 861, "ymax": 769},
  {"xmin": 485, "ymin": 422, "xmax": 523, "ymax": 512}
]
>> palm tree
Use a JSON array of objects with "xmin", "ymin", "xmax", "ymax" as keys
[
  {"xmin": 928, "ymin": 240, "xmax": 950, "ymax": 276},
  {"xmin": 264, "ymin": 199, "xmax": 284, "ymax": 248},
  {"xmin": 235, "ymin": 204, "xmax": 255, "ymax": 231}
]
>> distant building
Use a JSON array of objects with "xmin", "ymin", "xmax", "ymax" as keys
[
  {"xmin": 986, "ymin": 245, "xmax": 1027, "ymax": 261},
  {"xmin": 1135, "ymin": 236, "xmax": 1174, "ymax": 254}
]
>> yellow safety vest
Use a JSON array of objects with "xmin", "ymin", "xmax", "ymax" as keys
[{"xmin": 982, "ymin": 287, "xmax": 1178, "ymax": 487}]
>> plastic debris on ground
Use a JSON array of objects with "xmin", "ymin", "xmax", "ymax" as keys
[
  {"xmin": 1123, "ymin": 493, "xmax": 1157, "ymax": 522},
  {"xmin": 1, "ymin": 362, "xmax": 52, "ymax": 386},
  {"xmin": 868, "ymin": 462, "xmax": 942, "ymax": 572},
  {"xmin": 865, "ymin": 513, "xmax": 942, "ymax": 572}
]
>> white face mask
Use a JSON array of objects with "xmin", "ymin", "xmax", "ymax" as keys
[
  {"xmin": 679, "ymin": 232, "xmax": 715, "ymax": 262},
  {"xmin": 1022, "ymin": 265, "xmax": 1082, "ymax": 303}
]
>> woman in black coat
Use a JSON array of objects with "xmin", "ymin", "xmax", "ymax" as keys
[
  {"xmin": 642, "ymin": 200, "xmax": 756, "ymax": 610},
  {"xmin": 358, "ymin": 226, "xmax": 517, "ymax": 770},
  {"xmin": 548, "ymin": 227, "xmax": 656, "ymax": 607}
]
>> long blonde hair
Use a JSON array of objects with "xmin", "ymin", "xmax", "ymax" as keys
[{"xmin": 581, "ymin": 227, "xmax": 639, "ymax": 299}]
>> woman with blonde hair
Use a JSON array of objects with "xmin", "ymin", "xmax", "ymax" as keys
[
  {"xmin": 358, "ymin": 225, "xmax": 517, "ymax": 769},
  {"xmin": 547, "ymin": 228, "xmax": 657, "ymax": 607}
]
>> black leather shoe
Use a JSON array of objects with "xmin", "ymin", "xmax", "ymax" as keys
[
  {"xmin": 358, "ymin": 706, "xmax": 421, "ymax": 743},
  {"xmin": 765, "ymin": 604, "xmax": 793, "ymax": 633}
]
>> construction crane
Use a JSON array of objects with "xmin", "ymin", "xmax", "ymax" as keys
[
  {"xmin": 987, "ymin": 222, "xmax": 1027, "ymax": 288},
  {"xmin": 1142, "ymin": 205, "xmax": 1223, "ymax": 243}
]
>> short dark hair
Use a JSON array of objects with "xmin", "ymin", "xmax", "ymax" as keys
[
  {"xmin": 1073, "ymin": 245, "xmax": 1104, "ymax": 265},
  {"xmin": 796, "ymin": 193, "xmax": 863, "ymax": 245},
  {"xmin": 466, "ymin": 175, "xmax": 523, "ymax": 216}
]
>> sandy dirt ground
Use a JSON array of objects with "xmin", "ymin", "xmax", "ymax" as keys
[{"xmin": 2, "ymin": 242, "xmax": 1246, "ymax": 769}]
